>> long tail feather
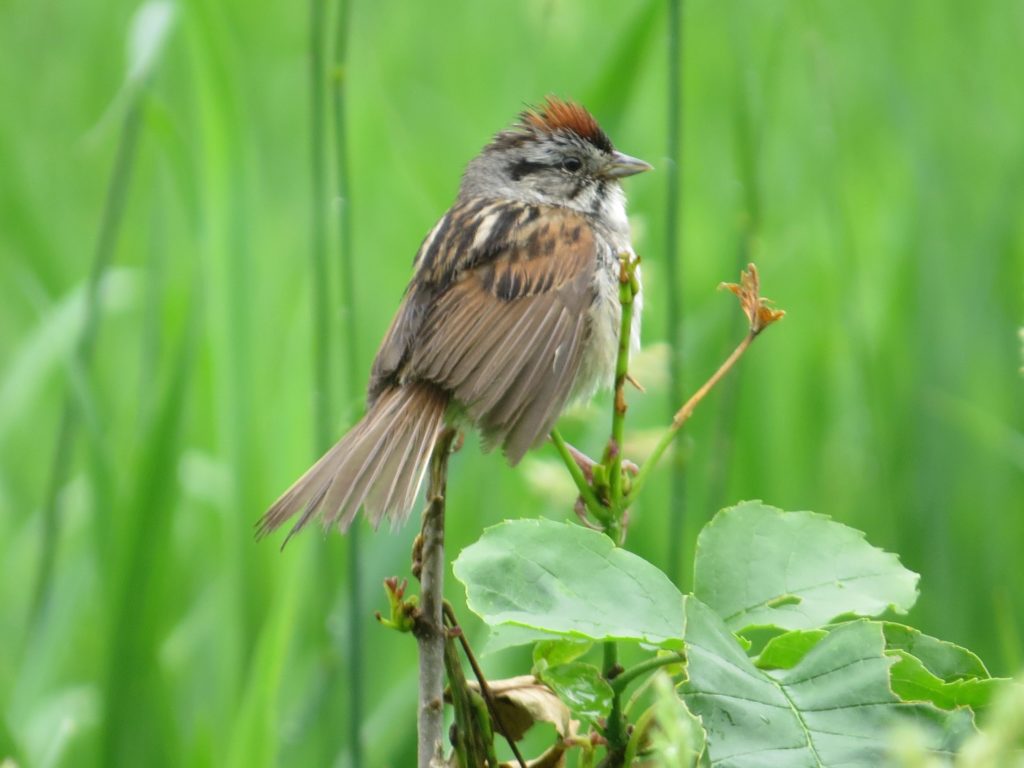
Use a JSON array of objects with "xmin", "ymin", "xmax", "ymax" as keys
[{"xmin": 256, "ymin": 383, "xmax": 448, "ymax": 543}]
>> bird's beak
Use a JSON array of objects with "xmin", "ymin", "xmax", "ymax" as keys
[{"xmin": 604, "ymin": 150, "xmax": 653, "ymax": 179}]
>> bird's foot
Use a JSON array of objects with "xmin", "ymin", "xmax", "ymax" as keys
[{"xmin": 574, "ymin": 497, "xmax": 605, "ymax": 530}]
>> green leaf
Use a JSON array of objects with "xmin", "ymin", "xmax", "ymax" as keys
[
  {"xmin": 694, "ymin": 501, "xmax": 919, "ymax": 632},
  {"xmin": 480, "ymin": 624, "xmax": 564, "ymax": 657},
  {"xmin": 453, "ymin": 519, "xmax": 684, "ymax": 648},
  {"xmin": 757, "ymin": 621, "xmax": 1008, "ymax": 714},
  {"xmin": 125, "ymin": 1, "xmax": 177, "ymax": 86},
  {"xmin": 881, "ymin": 622, "xmax": 989, "ymax": 681},
  {"xmin": 880, "ymin": 622, "xmax": 1008, "ymax": 713},
  {"xmin": 645, "ymin": 672, "xmax": 710, "ymax": 768},
  {"xmin": 538, "ymin": 662, "xmax": 612, "ymax": 726},
  {"xmin": 755, "ymin": 629, "xmax": 829, "ymax": 670},
  {"xmin": 532, "ymin": 639, "xmax": 592, "ymax": 674},
  {"xmin": 956, "ymin": 675, "xmax": 1024, "ymax": 766},
  {"xmin": 888, "ymin": 650, "xmax": 1006, "ymax": 713},
  {"xmin": 0, "ymin": 269, "xmax": 138, "ymax": 444},
  {"xmin": 680, "ymin": 598, "xmax": 970, "ymax": 765}
]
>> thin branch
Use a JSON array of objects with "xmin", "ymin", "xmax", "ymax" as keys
[
  {"xmin": 443, "ymin": 630, "xmax": 496, "ymax": 767},
  {"xmin": 627, "ymin": 264, "xmax": 782, "ymax": 505},
  {"xmin": 610, "ymin": 653, "xmax": 685, "ymax": 695},
  {"xmin": 628, "ymin": 330, "xmax": 754, "ymax": 504},
  {"xmin": 415, "ymin": 428, "xmax": 457, "ymax": 767},
  {"xmin": 550, "ymin": 428, "xmax": 604, "ymax": 515},
  {"xmin": 443, "ymin": 603, "xmax": 528, "ymax": 768},
  {"xmin": 622, "ymin": 698, "xmax": 659, "ymax": 766}
]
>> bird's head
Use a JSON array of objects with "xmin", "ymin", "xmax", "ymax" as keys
[{"xmin": 460, "ymin": 97, "xmax": 652, "ymax": 218}]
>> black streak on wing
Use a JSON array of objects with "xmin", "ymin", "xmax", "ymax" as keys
[
  {"xmin": 419, "ymin": 213, "xmax": 452, "ymax": 272},
  {"xmin": 404, "ymin": 204, "xmax": 598, "ymax": 462}
]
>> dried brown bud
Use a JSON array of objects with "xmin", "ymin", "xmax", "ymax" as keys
[{"xmin": 720, "ymin": 263, "xmax": 785, "ymax": 335}]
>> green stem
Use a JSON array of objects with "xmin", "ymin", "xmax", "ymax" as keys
[
  {"xmin": 610, "ymin": 653, "xmax": 685, "ymax": 695},
  {"xmin": 444, "ymin": 632, "xmax": 486, "ymax": 768},
  {"xmin": 309, "ymin": 0, "xmax": 332, "ymax": 450},
  {"xmin": 444, "ymin": 603, "xmax": 527, "ymax": 768},
  {"xmin": 603, "ymin": 638, "xmax": 619, "ymax": 676},
  {"xmin": 550, "ymin": 428, "xmax": 604, "ymax": 515},
  {"xmin": 603, "ymin": 640, "xmax": 625, "ymax": 751},
  {"xmin": 329, "ymin": 2, "xmax": 362, "ymax": 765},
  {"xmin": 469, "ymin": 691, "xmax": 500, "ymax": 768},
  {"xmin": 331, "ymin": 13, "xmax": 355, "ymax": 382},
  {"xmin": 623, "ymin": 702, "xmax": 658, "ymax": 766},
  {"xmin": 627, "ymin": 330, "xmax": 755, "ymax": 505},
  {"xmin": 598, "ymin": 257, "xmax": 643, "ymax": 762},
  {"xmin": 665, "ymin": 0, "xmax": 687, "ymax": 586},
  {"xmin": 30, "ymin": 99, "xmax": 143, "ymax": 627},
  {"xmin": 606, "ymin": 257, "xmax": 638, "ymax": 507},
  {"xmin": 308, "ymin": 6, "xmax": 342, "ymax": 767},
  {"xmin": 623, "ymin": 663, "xmax": 662, "ymax": 718}
]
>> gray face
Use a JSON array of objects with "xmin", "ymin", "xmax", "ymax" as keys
[{"xmin": 459, "ymin": 129, "xmax": 622, "ymax": 218}]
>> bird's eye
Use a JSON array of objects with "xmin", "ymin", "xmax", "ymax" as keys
[{"xmin": 561, "ymin": 157, "xmax": 582, "ymax": 172}]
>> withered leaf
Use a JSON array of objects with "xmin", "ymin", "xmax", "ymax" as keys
[
  {"xmin": 465, "ymin": 675, "xmax": 577, "ymax": 742},
  {"xmin": 720, "ymin": 263, "xmax": 785, "ymax": 335}
]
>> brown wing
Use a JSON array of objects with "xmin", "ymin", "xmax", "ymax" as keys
[{"xmin": 407, "ymin": 205, "xmax": 597, "ymax": 464}]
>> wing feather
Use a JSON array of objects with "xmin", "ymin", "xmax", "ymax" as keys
[{"xmin": 408, "ymin": 205, "xmax": 597, "ymax": 462}]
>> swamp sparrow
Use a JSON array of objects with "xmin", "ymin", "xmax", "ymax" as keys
[{"xmin": 259, "ymin": 97, "xmax": 651, "ymax": 541}]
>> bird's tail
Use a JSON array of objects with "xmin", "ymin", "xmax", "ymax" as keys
[{"xmin": 257, "ymin": 383, "xmax": 448, "ymax": 543}]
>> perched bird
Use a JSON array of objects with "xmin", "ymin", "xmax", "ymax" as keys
[{"xmin": 259, "ymin": 97, "xmax": 651, "ymax": 541}]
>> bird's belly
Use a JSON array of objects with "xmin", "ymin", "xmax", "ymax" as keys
[{"xmin": 571, "ymin": 258, "xmax": 642, "ymax": 403}]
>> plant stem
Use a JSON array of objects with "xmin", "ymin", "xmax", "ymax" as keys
[
  {"xmin": 602, "ymin": 639, "xmax": 626, "ymax": 757},
  {"xmin": 622, "ymin": 701, "xmax": 659, "ymax": 766},
  {"xmin": 330, "ymin": 2, "xmax": 356, "ymax": 390},
  {"xmin": 415, "ymin": 428, "xmax": 457, "ymax": 768},
  {"xmin": 628, "ymin": 329, "xmax": 755, "ymax": 504},
  {"xmin": 329, "ymin": 1, "xmax": 362, "ymax": 764},
  {"xmin": 309, "ymin": 5, "xmax": 347, "ymax": 764},
  {"xmin": 550, "ymin": 428, "xmax": 604, "ymax": 515},
  {"xmin": 30, "ymin": 99, "xmax": 143, "ymax": 627},
  {"xmin": 610, "ymin": 653, "xmax": 685, "ymax": 695},
  {"xmin": 443, "ymin": 630, "xmax": 490, "ymax": 767},
  {"xmin": 603, "ymin": 639, "xmax": 619, "ymax": 677},
  {"xmin": 593, "ymin": 257, "xmax": 638, "ymax": 765},
  {"xmin": 443, "ymin": 603, "xmax": 527, "ymax": 768},
  {"xmin": 606, "ymin": 256, "xmax": 638, "ymax": 510},
  {"xmin": 596, "ymin": 257, "xmax": 643, "ymax": 763},
  {"xmin": 551, "ymin": 257, "xmax": 640, "ymax": 544},
  {"xmin": 665, "ymin": 0, "xmax": 687, "ymax": 586},
  {"xmin": 308, "ymin": 0, "xmax": 332, "ymax": 451}
]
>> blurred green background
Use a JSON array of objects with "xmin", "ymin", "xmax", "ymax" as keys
[{"xmin": 1, "ymin": 0, "xmax": 1022, "ymax": 765}]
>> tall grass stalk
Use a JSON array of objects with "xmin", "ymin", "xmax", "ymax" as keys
[
  {"xmin": 663, "ymin": 0, "xmax": 686, "ymax": 584},
  {"xmin": 29, "ymin": 100, "xmax": 143, "ymax": 629},
  {"xmin": 309, "ymin": 0, "xmax": 333, "ymax": 448},
  {"xmin": 330, "ymin": 0, "xmax": 364, "ymax": 764},
  {"xmin": 308, "ymin": 2, "xmax": 358, "ymax": 764},
  {"xmin": 704, "ymin": 70, "xmax": 761, "ymax": 516}
]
